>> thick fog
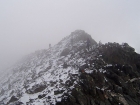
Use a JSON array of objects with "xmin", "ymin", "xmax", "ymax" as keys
[{"xmin": 0, "ymin": 0, "xmax": 140, "ymax": 72}]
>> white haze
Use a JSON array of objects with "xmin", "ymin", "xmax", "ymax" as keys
[{"xmin": 0, "ymin": 0, "xmax": 140, "ymax": 72}]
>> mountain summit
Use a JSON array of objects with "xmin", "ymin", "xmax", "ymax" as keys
[{"xmin": 0, "ymin": 30, "xmax": 140, "ymax": 105}]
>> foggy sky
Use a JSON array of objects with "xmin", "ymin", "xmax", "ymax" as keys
[{"xmin": 0, "ymin": 0, "xmax": 140, "ymax": 72}]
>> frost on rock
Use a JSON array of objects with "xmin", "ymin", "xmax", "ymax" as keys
[
  {"xmin": 0, "ymin": 31, "xmax": 97, "ymax": 105},
  {"xmin": 1, "ymin": 32, "xmax": 139, "ymax": 105}
]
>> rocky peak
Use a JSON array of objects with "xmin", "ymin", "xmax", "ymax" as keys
[
  {"xmin": 1, "ymin": 30, "xmax": 140, "ymax": 105},
  {"xmin": 59, "ymin": 30, "xmax": 97, "ymax": 48},
  {"xmin": 70, "ymin": 30, "xmax": 87, "ymax": 37},
  {"xmin": 56, "ymin": 30, "xmax": 97, "ymax": 57},
  {"xmin": 71, "ymin": 30, "xmax": 97, "ymax": 45},
  {"xmin": 0, "ymin": 30, "xmax": 98, "ymax": 105}
]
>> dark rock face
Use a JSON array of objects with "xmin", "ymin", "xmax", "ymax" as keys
[
  {"xmin": 38, "ymin": 94, "xmax": 46, "ymax": 99},
  {"xmin": 7, "ymin": 96, "xmax": 19, "ymax": 104},
  {"xmin": 26, "ymin": 84, "xmax": 47, "ymax": 94},
  {"xmin": 57, "ymin": 42, "xmax": 140, "ymax": 105}
]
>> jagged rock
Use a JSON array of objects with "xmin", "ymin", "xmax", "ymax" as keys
[
  {"xmin": 26, "ymin": 84, "xmax": 47, "ymax": 94},
  {"xmin": 38, "ymin": 94, "xmax": 46, "ymax": 99},
  {"xmin": 54, "ymin": 90, "xmax": 65, "ymax": 95},
  {"xmin": 7, "ymin": 96, "xmax": 18, "ymax": 104},
  {"xmin": 1, "ymin": 31, "xmax": 140, "ymax": 105}
]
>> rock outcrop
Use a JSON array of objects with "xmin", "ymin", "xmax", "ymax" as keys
[
  {"xmin": 57, "ymin": 42, "xmax": 140, "ymax": 105},
  {"xmin": 0, "ymin": 30, "xmax": 140, "ymax": 105}
]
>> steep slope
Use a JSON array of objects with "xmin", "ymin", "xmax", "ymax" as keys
[
  {"xmin": 1, "ymin": 30, "xmax": 140, "ymax": 105},
  {"xmin": 57, "ymin": 42, "xmax": 140, "ymax": 105},
  {"xmin": 0, "ymin": 30, "xmax": 97, "ymax": 105}
]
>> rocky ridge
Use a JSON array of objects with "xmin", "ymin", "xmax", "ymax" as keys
[
  {"xmin": 0, "ymin": 30, "xmax": 140, "ymax": 105},
  {"xmin": 58, "ymin": 42, "xmax": 140, "ymax": 105},
  {"xmin": 0, "ymin": 30, "xmax": 96, "ymax": 105}
]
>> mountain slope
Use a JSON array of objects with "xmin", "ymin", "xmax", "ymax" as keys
[
  {"xmin": 0, "ymin": 30, "xmax": 140, "ymax": 105},
  {"xmin": 57, "ymin": 42, "xmax": 140, "ymax": 105},
  {"xmin": 0, "ymin": 30, "xmax": 97, "ymax": 105}
]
